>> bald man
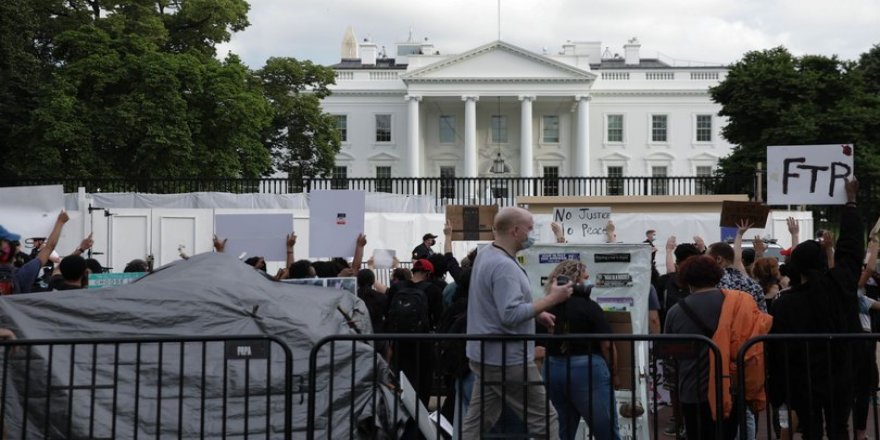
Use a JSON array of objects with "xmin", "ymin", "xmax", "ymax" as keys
[{"xmin": 461, "ymin": 207, "xmax": 573, "ymax": 439}]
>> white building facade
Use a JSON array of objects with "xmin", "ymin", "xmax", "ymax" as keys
[{"xmin": 321, "ymin": 32, "xmax": 733, "ymax": 185}]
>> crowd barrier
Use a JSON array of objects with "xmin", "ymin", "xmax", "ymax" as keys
[
  {"xmin": 2, "ymin": 333, "xmax": 879, "ymax": 439},
  {"xmin": 0, "ymin": 335, "xmax": 294, "ymax": 439}
]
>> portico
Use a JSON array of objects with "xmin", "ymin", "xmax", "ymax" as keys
[{"xmin": 400, "ymin": 41, "xmax": 596, "ymax": 178}]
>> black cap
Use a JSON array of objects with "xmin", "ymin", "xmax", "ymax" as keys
[{"xmin": 423, "ymin": 233, "xmax": 438, "ymax": 241}]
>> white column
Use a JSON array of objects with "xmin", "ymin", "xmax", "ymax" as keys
[
  {"xmin": 575, "ymin": 94, "xmax": 591, "ymax": 176},
  {"xmin": 463, "ymin": 95, "xmax": 479, "ymax": 177},
  {"xmin": 519, "ymin": 95, "xmax": 535, "ymax": 177},
  {"xmin": 406, "ymin": 95, "xmax": 422, "ymax": 177}
]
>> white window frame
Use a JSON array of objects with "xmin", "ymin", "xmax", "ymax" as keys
[
  {"xmin": 604, "ymin": 113, "xmax": 625, "ymax": 146},
  {"xmin": 648, "ymin": 113, "xmax": 669, "ymax": 146},
  {"xmin": 541, "ymin": 114, "xmax": 560, "ymax": 144},
  {"xmin": 333, "ymin": 114, "xmax": 349, "ymax": 144},
  {"xmin": 490, "ymin": 115, "xmax": 509, "ymax": 144},
  {"xmin": 693, "ymin": 113, "xmax": 713, "ymax": 144},
  {"xmin": 374, "ymin": 113, "xmax": 393, "ymax": 144}
]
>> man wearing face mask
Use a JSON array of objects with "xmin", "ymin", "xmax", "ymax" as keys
[
  {"xmin": 411, "ymin": 233, "xmax": 437, "ymax": 261},
  {"xmin": 461, "ymin": 207, "xmax": 574, "ymax": 440}
]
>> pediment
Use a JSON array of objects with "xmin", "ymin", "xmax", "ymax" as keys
[
  {"xmin": 688, "ymin": 152, "xmax": 720, "ymax": 162},
  {"xmin": 645, "ymin": 152, "xmax": 675, "ymax": 161},
  {"xmin": 402, "ymin": 41, "xmax": 595, "ymax": 83},
  {"xmin": 367, "ymin": 152, "xmax": 400, "ymax": 161},
  {"xmin": 599, "ymin": 152, "xmax": 631, "ymax": 162}
]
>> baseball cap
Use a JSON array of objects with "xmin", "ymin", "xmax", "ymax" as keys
[
  {"xmin": 412, "ymin": 259, "xmax": 435, "ymax": 275},
  {"xmin": 423, "ymin": 233, "xmax": 438, "ymax": 241},
  {"xmin": 780, "ymin": 247, "xmax": 793, "ymax": 257},
  {"xmin": 0, "ymin": 225, "xmax": 21, "ymax": 243}
]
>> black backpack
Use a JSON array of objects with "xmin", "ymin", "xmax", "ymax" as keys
[
  {"xmin": 386, "ymin": 283, "xmax": 431, "ymax": 333},
  {"xmin": 0, "ymin": 265, "xmax": 19, "ymax": 295}
]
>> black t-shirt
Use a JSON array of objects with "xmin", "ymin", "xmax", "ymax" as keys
[
  {"xmin": 411, "ymin": 244, "xmax": 434, "ymax": 260},
  {"xmin": 358, "ymin": 287, "xmax": 388, "ymax": 333},
  {"xmin": 546, "ymin": 295, "xmax": 613, "ymax": 357}
]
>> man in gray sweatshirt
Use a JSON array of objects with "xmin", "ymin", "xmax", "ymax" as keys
[{"xmin": 461, "ymin": 207, "xmax": 574, "ymax": 439}]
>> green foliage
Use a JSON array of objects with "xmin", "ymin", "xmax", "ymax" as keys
[
  {"xmin": 711, "ymin": 46, "xmax": 880, "ymax": 183},
  {"xmin": 0, "ymin": 0, "xmax": 339, "ymax": 180}
]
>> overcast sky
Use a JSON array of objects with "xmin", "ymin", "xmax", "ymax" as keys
[{"xmin": 217, "ymin": 0, "xmax": 880, "ymax": 68}]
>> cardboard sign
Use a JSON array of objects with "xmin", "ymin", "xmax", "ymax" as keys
[
  {"xmin": 446, "ymin": 205, "xmax": 498, "ymax": 241},
  {"xmin": 552, "ymin": 207, "xmax": 611, "ymax": 244},
  {"xmin": 719, "ymin": 201, "xmax": 770, "ymax": 228},
  {"xmin": 308, "ymin": 190, "xmax": 365, "ymax": 258},
  {"xmin": 767, "ymin": 144, "xmax": 854, "ymax": 205}
]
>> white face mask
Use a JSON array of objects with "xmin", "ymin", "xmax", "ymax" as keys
[{"xmin": 520, "ymin": 229, "xmax": 538, "ymax": 250}]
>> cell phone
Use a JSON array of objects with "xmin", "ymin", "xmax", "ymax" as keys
[{"xmin": 556, "ymin": 275, "xmax": 570, "ymax": 286}]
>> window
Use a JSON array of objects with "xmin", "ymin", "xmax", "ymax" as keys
[
  {"xmin": 376, "ymin": 166, "xmax": 392, "ymax": 193},
  {"xmin": 439, "ymin": 115, "xmax": 456, "ymax": 143},
  {"xmin": 652, "ymin": 166, "xmax": 668, "ymax": 195},
  {"xmin": 440, "ymin": 166, "xmax": 456, "ymax": 199},
  {"xmin": 491, "ymin": 115, "xmax": 508, "ymax": 143},
  {"xmin": 607, "ymin": 166, "xmax": 624, "ymax": 196},
  {"xmin": 375, "ymin": 114, "xmax": 392, "ymax": 142},
  {"xmin": 695, "ymin": 165, "xmax": 714, "ymax": 194},
  {"xmin": 542, "ymin": 115, "xmax": 559, "ymax": 143},
  {"xmin": 651, "ymin": 115, "xmax": 668, "ymax": 143},
  {"xmin": 543, "ymin": 166, "xmax": 560, "ymax": 196},
  {"xmin": 331, "ymin": 166, "xmax": 348, "ymax": 190},
  {"xmin": 607, "ymin": 115, "xmax": 624, "ymax": 143},
  {"xmin": 334, "ymin": 115, "xmax": 348, "ymax": 142},
  {"xmin": 696, "ymin": 115, "xmax": 712, "ymax": 142}
]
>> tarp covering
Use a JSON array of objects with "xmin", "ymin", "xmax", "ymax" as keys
[
  {"xmin": 75, "ymin": 191, "xmax": 438, "ymax": 213},
  {"xmin": 0, "ymin": 253, "xmax": 398, "ymax": 438}
]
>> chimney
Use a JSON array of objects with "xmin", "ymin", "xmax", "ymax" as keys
[
  {"xmin": 624, "ymin": 37, "xmax": 640, "ymax": 66},
  {"xmin": 360, "ymin": 39, "xmax": 378, "ymax": 65}
]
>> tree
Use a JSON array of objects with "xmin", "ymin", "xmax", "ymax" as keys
[
  {"xmin": 711, "ymin": 46, "xmax": 880, "ymax": 188},
  {"xmin": 0, "ymin": 0, "xmax": 340, "ymax": 182},
  {"xmin": 256, "ymin": 57, "xmax": 341, "ymax": 178}
]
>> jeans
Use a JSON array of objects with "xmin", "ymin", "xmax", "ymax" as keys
[{"xmin": 545, "ymin": 355, "xmax": 620, "ymax": 440}]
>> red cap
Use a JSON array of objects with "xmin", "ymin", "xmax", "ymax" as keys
[
  {"xmin": 780, "ymin": 247, "xmax": 793, "ymax": 257},
  {"xmin": 412, "ymin": 259, "xmax": 435, "ymax": 275}
]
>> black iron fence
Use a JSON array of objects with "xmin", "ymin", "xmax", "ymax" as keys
[{"xmin": 0, "ymin": 335, "xmax": 295, "ymax": 439}]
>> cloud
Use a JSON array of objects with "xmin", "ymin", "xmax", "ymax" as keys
[{"xmin": 217, "ymin": 0, "xmax": 880, "ymax": 68}]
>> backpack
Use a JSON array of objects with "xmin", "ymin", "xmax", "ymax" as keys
[
  {"xmin": 0, "ymin": 265, "xmax": 19, "ymax": 295},
  {"xmin": 386, "ymin": 283, "xmax": 431, "ymax": 333}
]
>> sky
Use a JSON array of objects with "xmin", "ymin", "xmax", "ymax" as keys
[{"xmin": 216, "ymin": 0, "xmax": 880, "ymax": 69}]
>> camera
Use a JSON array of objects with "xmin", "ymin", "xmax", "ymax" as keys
[{"xmin": 556, "ymin": 275, "xmax": 569, "ymax": 286}]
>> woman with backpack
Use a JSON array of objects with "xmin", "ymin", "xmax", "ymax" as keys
[{"xmin": 543, "ymin": 259, "xmax": 621, "ymax": 440}]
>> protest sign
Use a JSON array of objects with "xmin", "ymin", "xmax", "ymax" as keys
[
  {"xmin": 214, "ymin": 213, "xmax": 293, "ymax": 261},
  {"xmin": 767, "ymin": 144, "xmax": 854, "ymax": 205},
  {"xmin": 446, "ymin": 205, "xmax": 497, "ymax": 241},
  {"xmin": 552, "ymin": 207, "xmax": 611, "ymax": 243},
  {"xmin": 88, "ymin": 272, "xmax": 146, "ymax": 289},
  {"xmin": 719, "ymin": 201, "xmax": 770, "ymax": 228},
  {"xmin": 372, "ymin": 249, "xmax": 396, "ymax": 269},
  {"xmin": 309, "ymin": 190, "xmax": 365, "ymax": 258}
]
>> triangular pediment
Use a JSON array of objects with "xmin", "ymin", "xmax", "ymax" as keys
[
  {"xmin": 402, "ymin": 41, "xmax": 595, "ymax": 83},
  {"xmin": 367, "ymin": 152, "xmax": 400, "ymax": 161}
]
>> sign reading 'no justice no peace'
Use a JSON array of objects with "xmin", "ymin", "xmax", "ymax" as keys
[{"xmin": 767, "ymin": 144, "xmax": 854, "ymax": 205}]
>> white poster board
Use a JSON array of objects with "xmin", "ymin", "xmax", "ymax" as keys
[
  {"xmin": 519, "ymin": 243, "xmax": 651, "ymax": 439},
  {"xmin": 214, "ymin": 213, "xmax": 293, "ymax": 261},
  {"xmin": 767, "ymin": 144, "xmax": 854, "ymax": 205},
  {"xmin": 552, "ymin": 207, "xmax": 611, "ymax": 244},
  {"xmin": 372, "ymin": 249, "xmax": 396, "ymax": 269},
  {"xmin": 0, "ymin": 185, "xmax": 64, "ymax": 243},
  {"xmin": 308, "ymin": 190, "xmax": 366, "ymax": 258}
]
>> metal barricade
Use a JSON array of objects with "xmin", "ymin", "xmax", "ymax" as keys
[
  {"xmin": 306, "ymin": 333, "xmax": 724, "ymax": 440},
  {"xmin": 0, "ymin": 335, "xmax": 294, "ymax": 439},
  {"xmin": 735, "ymin": 333, "xmax": 880, "ymax": 440}
]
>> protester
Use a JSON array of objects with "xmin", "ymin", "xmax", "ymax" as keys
[
  {"xmin": 853, "ymin": 235, "xmax": 880, "ymax": 440},
  {"xmin": 411, "ymin": 233, "xmax": 437, "ymax": 260},
  {"xmin": 357, "ymin": 269, "xmax": 387, "ymax": 333},
  {"xmin": 461, "ymin": 206, "xmax": 572, "ymax": 439},
  {"xmin": 54, "ymin": 255, "xmax": 89, "ymax": 290},
  {"xmin": 544, "ymin": 259, "xmax": 620, "ymax": 440},
  {"xmin": 124, "ymin": 259, "xmax": 149, "ymax": 273},
  {"xmin": 710, "ymin": 225, "xmax": 767, "ymax": 311},
  {"xmin": 767, "ymin": 178, "xmax": 862, "ymax": 440},
  {"xmin": 0, "ymin": 210, "xmax": 69, "ymax": 294}
]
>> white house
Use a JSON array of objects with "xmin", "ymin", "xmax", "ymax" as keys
[{"xmin": 321, "ymin": 28, "xmax": 733, "ymax": 187}]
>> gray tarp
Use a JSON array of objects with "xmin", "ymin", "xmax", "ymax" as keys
[{"xmin": 0, "ymin": 253, "xmax": 401, "ymax": 438}]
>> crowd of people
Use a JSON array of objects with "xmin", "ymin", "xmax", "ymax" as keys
[{"xmin": 0, "ymin": 178, "xmax": 877, "ymax": 439}]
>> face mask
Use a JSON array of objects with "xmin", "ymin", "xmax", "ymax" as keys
[{"xmin": 520, "ymin": 229, "xmax": 538, "ymax": 249}]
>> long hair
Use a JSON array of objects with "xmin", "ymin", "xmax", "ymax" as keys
[
  {"xmin": 788, "ymin": 240, "xmax": 842, "ymax": 333},
  {"xmin": 544, "ymin": 260, "xmax": 586, "ymax": 295}
]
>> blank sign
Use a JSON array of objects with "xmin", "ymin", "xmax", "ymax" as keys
[{"xmin": 214, "ymin": 214, "xmax": 293, "ymax": 262}]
